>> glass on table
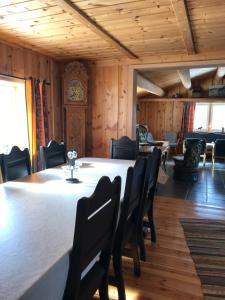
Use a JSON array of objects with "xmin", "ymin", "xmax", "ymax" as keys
[{"xmin": 61, "ymin": 161, "xmax": 82, "ymax": 183}]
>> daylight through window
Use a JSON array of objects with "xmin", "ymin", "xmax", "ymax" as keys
[
  {"xmin": 0, "ymin": 77, "xmax": 29, "ymax": 154},
  {"xmin": 194, "ymin": 103, "xmax": 225, "ymax": 131}
]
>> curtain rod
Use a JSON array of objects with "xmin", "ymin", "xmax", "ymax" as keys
[{"xmin": 0, "ymin": 73, "xmax": 51, "ymax": 85}]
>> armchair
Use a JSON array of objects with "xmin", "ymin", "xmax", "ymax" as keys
[
  {"xmin": 184, "ymin": 138, "xmax": 206, "ymax": 166},
  {"xmin": 173, "ymin": 140, "xmax": 202, "ymax": 182}
]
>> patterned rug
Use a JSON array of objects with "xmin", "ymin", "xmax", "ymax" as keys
[{"xmin": 180, "ymin": 219, "xmax": 225, "ymax": 300}]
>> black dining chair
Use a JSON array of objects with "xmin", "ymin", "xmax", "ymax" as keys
[
  {"xmin": 110, "ymin": 157, "xmax": 146, "ymax": 300},
  {"xmin": 140, "ymin": 147, "xmax": 162, "ymax": 261},
  {"xmin": 63, "ymin": 175, "xmax": 121, "ymax": 300},
  {"xmin": 110, "ymin": 136, "xmax": 138, "ymax": 160},
  {"xmin": 40, "ymin": 140, "xmax": 67, "ymax": 169},
  {"xmin": 0, "ymin": 146, "xmax": 31, "ymax": 182},
  {"xmin": 213, "ymin": 139, "xmax": 225, "ymax": 165}
]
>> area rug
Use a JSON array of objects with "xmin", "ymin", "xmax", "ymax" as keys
[{"xmin": 180, "ymin": 219, "xmax": 225, "ymax": 300}]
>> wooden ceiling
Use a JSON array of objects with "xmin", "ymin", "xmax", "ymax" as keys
[{"xmin": 0, "ymin": 0, "xmax": 225, "ymax": 60}]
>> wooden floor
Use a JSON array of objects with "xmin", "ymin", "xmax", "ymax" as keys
[{"xmin": 98, "ymin": 196, "xmax": 225, "ymax": 300}]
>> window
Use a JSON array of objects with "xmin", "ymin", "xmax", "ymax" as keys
[
  {"xmin": 193, "ymin": 104, "xmax": 209, "ymax": 131},
  {"xmin": 0, "ymin": 77, "xmax": 29, "ymax": 154},
  {"xmin": 211, "ymin": 104, "xmax": 225, "ymax": 130},
  {"xmin": 194, "ymin": 103, "xmax": 225, "ymax": 131}
]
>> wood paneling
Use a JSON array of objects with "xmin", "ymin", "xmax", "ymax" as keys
[
  {"xmin": 187, "ymin": 0, "xmax": 225, "ymax": 52},
  {"xmin": 1, "ymin": 0, "xmax": 225, "ymax": 60},
  {"xmin": 89, "ymin": 63, "xmax": 130, "ymax": 158},
  {"xmin": 0, "ymin": 0, "xmax": 184, "ymax": 59},
  {"xmin": 138, "ymin": 100, "xmax": 183, "ymax": 140},
  {"xmin": 171, "ymin": 0, "xmax": 195, "ymax": 54},
  {"xmin": 0, "ymin": 40, "xmax": 62, "ymax": 141}
]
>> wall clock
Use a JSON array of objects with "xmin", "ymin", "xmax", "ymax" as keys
[
  {"xmin": 67, "ymin": 79, "xmax": 84, "ymax": 102},
  {"xmin": 63, "ymin": 61, "xmax": 88, "ymax": 105}
]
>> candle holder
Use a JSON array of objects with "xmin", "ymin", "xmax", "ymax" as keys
[{"xmin": 66, "ymin": 150, "xmax": 80, "ymax": 183}]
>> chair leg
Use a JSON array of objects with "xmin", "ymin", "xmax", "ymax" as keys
[
  {"xmin": 150, "ymin": 221, "xmax": 156, "ymax": 243},
  {"xmin": 138, "ymin": 231, "xmax": 146, "ymax": 262},
  {"xmin": 113, "ymin": 255, "xmax": 126, "ymax": 300},
  {"xmin": 131, "ymin": 237, "xmax": 141, "ymax": 277},
  {"xmin": 99, "ymin": 275, "xmax": 109, "ymax": 300},
  {"xmin": 203, "ymin": 153, "xmax": 206, "ymax": 166},
  {"xmin": 212, "ymin": 148, "xmax": 215, "ymax": 166},
  {"xmin": 148, "ymin": 210, "xmax": 156, "ymax": 243}
]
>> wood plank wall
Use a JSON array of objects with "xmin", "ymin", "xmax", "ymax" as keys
[
  {"xmin": 87, "ymin": 63, "xmax": 130, "ymax": 158},
  {"xmin": 0, "ymin": 40, "xmax": 62, "ymax": 141},
  {"xmin": 137, "ymin": 100, "xmax": 184, "ymax": 140}
]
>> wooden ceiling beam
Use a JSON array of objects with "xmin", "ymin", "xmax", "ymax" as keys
[
  {"xmin": 217, "ymin": 67, "xmax": 225, "ymax": 78},
  {"xmin": 170, "ymin": 0, "xmax": 196, "ymax": 54},
  {"xmin": 137, "ymin": 73, "xmax": 165, "ymax": 97},
  {"xmin": 51, "ymin": 0, "xmax": 138, "ymax": 59},
  {"xmin": 177, "ymin": 69, "xmax": 192, "ymax": 89}
]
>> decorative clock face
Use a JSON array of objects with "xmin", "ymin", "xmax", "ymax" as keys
[{"xmin": 67, "ymin": 79, "xmax": 84, "ymax": 102}]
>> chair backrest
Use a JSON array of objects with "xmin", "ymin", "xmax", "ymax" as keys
[
  {"xmin": 215, "ymin": 139, "xmax": 225, "ymax": 156},
  {"xmin": 113, "ymin": 157, "xmax": 146, "ymax": 254},
  {"xmin": 143, "ymin": 147, "xmax": 162, "ymax": 213},
  {"xmin": 137, "ymin": 125, "xmax": 148, "ymax": 143},
  {"xmin": 146, "ymin": 132, "xmax": 154, "ymax": 143},
  {"xmin": 40, "ymin": 140, "xmax": 66, "ymax": 169},
  {"xmin": 184, "ymin": 140, "xmax": 202, "ymax": 168},
  {"xmin": 110, "ymin": 136, "xmax": 138, "ymax": 160},
  {"xmin": 128, "ymin": 157, "xmax": 147, "ymax": 216},
  {"xmin": 0, "ymin": 146, "xmax": 31, "ymax": 182},
  {"xmin": 63, "ymin": 176, "xmax": 121, "ymax": 300},
  {"xmin": 184, "ymin": 138, "xmax": 206, "ymax": 155},
  {"xmin": 113, "ymin": 166, "xmax": 133, "ymax": 254},
  {"xmin": 164, "ymin": 131, "xmax": 177, "ymax": 143}
]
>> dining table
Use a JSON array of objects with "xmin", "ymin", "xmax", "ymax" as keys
[{"xmin": 0, "ymin": 157, "xmax": 134, "ymax": 300}]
